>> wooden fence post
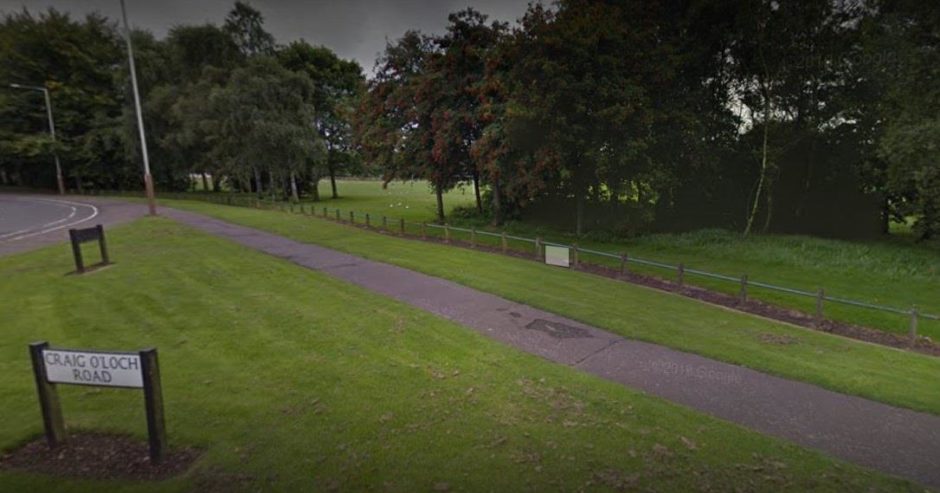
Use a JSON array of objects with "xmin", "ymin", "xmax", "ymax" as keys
[
  {"xmin": 739, "ymin": 274, "xmax": 748, "ymax": 303},
  {"xmin": 365, "ymin": 213, "xmax": 371, "ymax": 228},
  {"xmin": 140, "ymin": 348, "xmax": 166, "ymax": 464},
  {"xmin": 382, "ymin": 216, "xmax": 388, "ymax": 231},
  {"xmin": 910, "ymin": 308, "xmax": 919, "ymax": 346},
  {"xmin": 349, "ymin": 211, "xmax": 355, "ymax": 224},
  {"xmin": 96, "ymin": 225, "xmax": 110, "ymax": 265},
  {"xmin": 677, "ymin": 263, "xmax": 685, "ymax": 287},
  {"xmin": 421, "ymin": 223, "xmax": 427, "ymax": 239},
  {"xmin": 815, "ymin": 288, "xmax": 825, "ymax": 325},
  {"xmin": 444, "ymin": 225, "xmax": 451, "ymax": 243},
  {"xmin": 572, "ymin": 244, "xmax": 579, "ymax": 268},
  {"xmin": 471, "ymin": 228, "xmax": 477, "ymax": 248},
  {"xmin": 399, "ymin": 218, "xmax": 405, "ymax": 236},
  {"xmin": 29, "ymin": 342, "xmax": 65, "ymax": 448},
  {"xmin": 620, "ymin": 253, "xmax": 628, "ymax": 276},
  {"xmin": 501, "ymin": 232, "xmax": 508, "ymax": 253},
  {"xmin": 322, "ymin": 207, "xmax": 327, "ymax": 217},
  {"xmin": 535, "ymin": 237, "xmax": 542, "ymax": 260},
  {"xmin": 69, "ymin": 229, "xmax": 85, "ymax": 274},
  {"xmin": 335, "ymin": 209, "xmax": 341, "ymax": 221}
]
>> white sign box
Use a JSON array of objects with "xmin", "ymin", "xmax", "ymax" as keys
[
  {"xmin": 545, "ymin": 245, "xmax": 570, "ymax": 268},
  {"xmin": 42, "ymin": 349, "xmax": 143, "ymax": 388}
]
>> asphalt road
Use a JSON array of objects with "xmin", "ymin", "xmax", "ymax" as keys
[{"xmin": 0, "ymin": 194, "xmax": 148, "ymax": 257}]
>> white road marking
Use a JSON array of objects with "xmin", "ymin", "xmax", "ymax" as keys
[{"xmin": 0, "ymin": 197, "xmax": 99, "ymax": 242}]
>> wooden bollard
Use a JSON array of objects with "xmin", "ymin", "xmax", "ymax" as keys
[
  {"xmin": 572, "ymin": 244, "xmax": 579, "ymax": 268},
  {"xmin": 349, "ymin": 211, "xmax": 355, "ymax": 224},
  {"xmin": 399, "ymin": 218, "xmax": 405, "ymax": 236},
  {"xmin": 322, "ymin": 207, "xmax": 327, "ymax": 217},
  {"xmin": 620, "ymin": 253, "xmax": 628, "ymax": 276},
  {"xmin": 739, "ymin": 274, "xmax": 748, "ymax": 303},
  {"xmin": 444, "ymin": 225, "xmax": 451, "ymax": 243},
  {"xmin": 365, "ymin": 213, "xmax": 371, "ymax": 228},
  {"xmin": 382, "ymin": 216, "xmax": 388, "ymax": 230},
  {"xmin": 335, "ymin": 209, "xmax": 341, "ymax": 221},
  {"xmin": 815, "ymin": 288, "xmax": 825, "ymax": 326},
  {"xmin": 535, "ymin": 237, "xmax": 542, "ymax": 260},
  {"xmin": 677, "ymin": 263, "xmax": 685, "ymax": 287},
  {"xmin": 501, "ymin": 232, "xmax": 508, "ymax": 253},
  {"xmin": 910, "ymin": 308, "xmax": 919, "ymax": 346}
]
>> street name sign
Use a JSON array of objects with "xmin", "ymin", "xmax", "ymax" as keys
[
  {"xmin": 42, "ymin": 349, "xmax": 142, "ymax": 388},
  {"xmin": 29, "ymin": 342, "xmax": 166, "ymax": 463}
]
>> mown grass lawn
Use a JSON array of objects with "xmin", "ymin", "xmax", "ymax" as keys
[
  {"xmin": 290, "ymin": 179, "xmax": 940, "ymax": 339},
  {"xmin": 0, "ymin": 219, "xmax": 919, "ymax": 492},
  {"xmin": 159, "ymin": 200, "xmax": 940, "ymax": 417}
]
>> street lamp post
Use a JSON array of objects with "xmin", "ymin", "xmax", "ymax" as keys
[
  {"xmin": 119, "ymin": 0, "xmax": 157, "ymax": 216},
  {"xmin": 8, "ymin": 83, "xmax": 65, "ymax": 195}
]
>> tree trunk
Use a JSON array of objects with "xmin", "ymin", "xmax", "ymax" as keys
[
  {"xmin": 491, "ymin": 177, "xmax": 502, "ymax": 226},
  {"xmin": 329, "ymin": 164, "xmax": 338, "ymax": 199},
  {"xmin": 576, "ymin": 193, "xmax": 585, "ymax": 237},
  {"xmin": 75, "ymin": 175, "xmax": 83, "ymax": 194},
  {"xmin": 212, "ymin": 174, "xmax": 222, "ymax": 192},
  {"xmin": 472, "ymin": 171, "xmax": 482, "ymax": 214},
  {"xmin": 761, "ymin": 181, "xmax": 774, "ymax": 233},
  {"xmin": 289, "ymin": 172, "xmax": 300, "ymax": 202},
  {"xmin": 0, "ymin": 168, "xmax": 7, "ymax": 185},
  {"xmin": 881, "ymin": 196, "xmax": 890, "ymax": 235},
  {"xmin": 435, "ymin": 183, "xmax": 445, "ymax": 223},
  {"xmin": 201, "ymin": 173, "xmax": 209, "ymax": 192},
  {"xmin": 268, "ymin": 170, "xmax": 276, "ymax": 200},
  {"xmin": 744, "ymin": 100, "xmax": 771, "ymax": 237}
]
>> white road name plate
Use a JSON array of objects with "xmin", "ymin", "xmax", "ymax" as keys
[
  {"xmin": 545, "ymin": 245, "xmax": 570, "ymax": 268},
  {"xmin": 42, "ymin": 349, "xmax": 143, "ymax": 388}
]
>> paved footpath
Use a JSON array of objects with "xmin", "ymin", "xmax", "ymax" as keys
[{"xmin": 160, "ymin": 208, "xmax": 938, "ymax": 489}]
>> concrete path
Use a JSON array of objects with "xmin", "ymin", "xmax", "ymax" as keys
[
  {"xmin": 0, "ymin": 195, "xmax": 147, "ymax": 257},
  {"xmin": 161, "ymin": 208, "xmax": 940, "ymax": 489}
]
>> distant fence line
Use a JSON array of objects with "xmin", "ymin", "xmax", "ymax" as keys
[{"xmin": 110, "ymin": 191, "xmax": 940, "ymax": 339}]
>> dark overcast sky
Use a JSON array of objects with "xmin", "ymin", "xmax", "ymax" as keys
[{"xmin": 0, "ymin": 0, "xmax": 533, "ymax": 73}]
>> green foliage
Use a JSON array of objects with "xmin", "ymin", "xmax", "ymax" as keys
[{"xmin": 2, "ymin": 0, "xmax": 938, "ymax": 241}]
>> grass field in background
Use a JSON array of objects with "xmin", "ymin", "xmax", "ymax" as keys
[
  {"xmin": 292, "ymin": 179, "xmax": 940, "ymax": 339},
  {"xmin": 161, "ymin": 200, "xmax": 940, "ymax": 417},
  {"xmin": 1, "ymin": 219, "xmax": 917, "ymax": 492}
]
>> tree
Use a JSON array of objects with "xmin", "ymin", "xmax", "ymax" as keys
[
  {"xmin": 494, "ymin": 1, "xmax": 667, "ymax": 235},
  {"xmin": 210, "ymin": 56, "xmax": 324, "ymax": 202},
  {"xmin": 429, "ymin": 8, "xmax": 506, "ymax": 213},
  {"xmin": 278, "ymin": 41, "xmax": 364, "ymax": 200},
  {"xmin": 224, "ymin": 1, "xmax": 275, "ymax": 57},
  {"xmin": 864, "ymin": 0, "xmax": 940, "ymax": 239},
  {"xmin": 359, "ymin": 31, "xmax": 458, "ymax": 222},
  {"xmin": 0, "ymin": 8, "xmax": 128, "ymax": 191}
]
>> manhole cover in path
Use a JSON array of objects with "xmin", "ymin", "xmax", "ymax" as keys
[{"xmin": 525, "ymin": 319, "xmax": 592, "ymax": 339}]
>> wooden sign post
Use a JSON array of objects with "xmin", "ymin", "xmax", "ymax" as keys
[
  {"xmin": 68, "ymin": 224, "xmax": 110, "ymax": 274},
  {"xmin": 28, "ymin": 342, "xmax": 166, "ymax": 463}
]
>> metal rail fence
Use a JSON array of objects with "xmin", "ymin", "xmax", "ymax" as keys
[{"xmin": 154, "ymin": 192, "xmax": 939, "ymax": 340}]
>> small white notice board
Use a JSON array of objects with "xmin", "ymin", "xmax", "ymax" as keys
[
  {"xmin": 545, "ymin": 245, "xmax": 570, "ymax": 268},
  {"xmin": 42, "ymin": 349, "xmax": 143, "ymax": 388}
]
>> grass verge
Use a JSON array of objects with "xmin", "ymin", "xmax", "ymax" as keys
[
  {"xmin": 0, "ymin": 218, "xmax": 920, "ymax": 491},
  {"xmin": 159, "ymin": 200, "xmax": 940, "ymax": 417}
]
